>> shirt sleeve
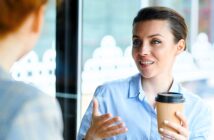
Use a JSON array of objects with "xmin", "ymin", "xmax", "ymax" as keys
[
  {"xmin": 77, "ymin": 100, "xmax": 93, "ymax": 140},
  {"xmin": 77, "ymin": 86, "xmax": 106, "ymax": 140},
  {"xmin": 6, "ymin": 95, "xmax": 63, "ymax": 140}
]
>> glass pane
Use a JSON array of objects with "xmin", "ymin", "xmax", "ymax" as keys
[
  {"xmin": 81, "ymin": 0, "xmax": 141, "ymax": 117},
  {"xmin": 199, "ymin": 0, "xmax": 211, "ymax": 39},
  {"xmin": 80, "ymin": 1, "xmax": 214, "ymax": 139},
  {"xmin": 197, "ymin": 1, "xmax": 214, "ymax": 138},
  {"xmin": 150, "ymin": 0, "xmax": 191, "ymax": 47},
  {"xmin": 152, "ymin": 1, "xmax": 214, "ymax": 138}
]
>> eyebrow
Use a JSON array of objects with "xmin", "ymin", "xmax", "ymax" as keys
[{"xmin": 132, "ymin": 33, "xmax": 164, "ymax": 38}]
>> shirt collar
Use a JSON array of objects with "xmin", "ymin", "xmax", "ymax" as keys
[
  {"xmin": 128, "ymin": 73, "xmax": 141, "ymax": 98},
  {"xmin": 0, "ymin": 65, "xmax": 12, "ymax": 80},
  {"xmin": 128, "ymin": 74, "xmax": 181, "ymax": 98},
  {"xmin": 138, "ymin": 77, "xmax": 145, "ymax": 101}
]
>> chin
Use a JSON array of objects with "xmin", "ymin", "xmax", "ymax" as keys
[
  {"xmin": 140, "ymin": 72, "xmax": 154, "ymax": 79},
  {"xmin": 141, "ymin": 75, "xmax": 153, "ymax": 79}
]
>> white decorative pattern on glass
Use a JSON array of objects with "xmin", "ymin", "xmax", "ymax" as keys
[{"xmin": 10, "ymin": 49, "xmax": 56, "ymax": 96}]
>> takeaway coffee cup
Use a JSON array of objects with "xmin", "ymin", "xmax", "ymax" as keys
[{"xmin": 155, "ymin": 92, "xmax": 185, "ymax": 133}]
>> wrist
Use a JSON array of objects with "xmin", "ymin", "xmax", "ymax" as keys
[
  {"xmin": 84, "ymin": 130, "xmax": 99, "ymax": 140},
  {"xmin": 84, "ymin": 132, "xmax": 101, "ymax": 140}
]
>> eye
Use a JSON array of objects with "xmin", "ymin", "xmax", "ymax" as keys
[
  {"xmin": 151, "ymin": 39, "xmax": 161, "ymax": 45},
  {"xmin": 132, "ymin": 39, "xmax": 142, "ymax": 48}
]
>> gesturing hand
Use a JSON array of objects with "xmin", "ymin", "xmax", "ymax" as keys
[{"xmin": 85, "ymin": 98, "xmax": 128, "ymax": 140}]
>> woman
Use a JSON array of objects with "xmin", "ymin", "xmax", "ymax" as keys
[
  {"xmin": 78, "ymin": 6, "xmax": 212, "ymax": 140},
  {"xmin": 0, "ymin": 0, "xmax": 63, "ymax": 140}
]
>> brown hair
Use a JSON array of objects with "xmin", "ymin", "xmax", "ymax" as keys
[
  {"xmin": 133, "ymin": 6, "xmax": 188, "ymax": 50},
  {"xmin": 0, "ymin": 0, "xmax": 48, "ymax": 38}
]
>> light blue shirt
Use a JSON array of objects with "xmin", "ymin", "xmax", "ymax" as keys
[
  {"xmin": 0, "ymin": 66, "xmax": 63, "ymax": 140},
  {"xmin": 78, "ymin": 73, "xmax": 212, "ymax": 140}
]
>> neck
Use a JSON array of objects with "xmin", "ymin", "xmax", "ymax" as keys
[
  {"xmin": 141, "ymin": 75, "xmax": 173, "ymax": 107},
  {"xmin": 0, "ymin": 35, "xmax": 23, "ymax": 72},
  {"xmin": 142, "ymin": 74, "xmax": 173, "ymax": 94}
]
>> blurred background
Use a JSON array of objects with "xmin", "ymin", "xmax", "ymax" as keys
[{"xmin": 9, "ymin": 0, "xmax": 214, "ymax": 139}]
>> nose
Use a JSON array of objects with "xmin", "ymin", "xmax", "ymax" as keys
[{"xmin": 138, "ymin": 43, "xmax": 150, "ymax": 56}]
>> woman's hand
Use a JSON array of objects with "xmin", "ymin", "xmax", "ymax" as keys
[
  {"xmin": 160, "ymin": 111, "xmax": 189, "ymax": 140},
  {"xmin": 85, "ymin": 98, "xmax": 128, "ymax": 140}
]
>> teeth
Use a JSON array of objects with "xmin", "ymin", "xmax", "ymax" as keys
[{"xmin": 139, "ymin": 60, "xmax": 154, "ymax": 65}]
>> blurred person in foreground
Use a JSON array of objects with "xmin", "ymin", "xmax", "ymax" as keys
[
  {"xmin": 78, "ymin": 6, "xmax": 212, "ymax": 140},
  {"xmin": 0, "ymin": 0, "xmax": 63, "ymax": 140}
]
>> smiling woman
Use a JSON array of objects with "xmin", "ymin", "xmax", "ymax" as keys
[
  {"xmin": 132, "ymin": 20, "xmax": 184, "ymax": 80},
  {"xmin": 78, "ymin": 6, "xmax": 212, "ymax": 140}
]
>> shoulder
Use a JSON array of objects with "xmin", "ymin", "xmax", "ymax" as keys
[
  {"xmin": 0, "ymin": 80, "xmax": 63, "ymax": 139},
  {"xmin": 6, "ymin": 95, "xmax": 63, "ymax": 140},
  {"xmin": 1, "ymin": 80, "xmax": 44, "ymax": 99},
  {"xmin": 180, "ymin": 86, "xmax": 212, "ymax": 135},
  {"xmin": 1, "ymin": 80, "xmax": 62, "ymax": 120},
  {"xmin": 180, "ymin": 86, "xmax": 206, "ymax": 107},
  {"xmin": 16, "ymin": 95, "xmax": 62, "ymax": 122},
  {"xmin": 0, "ymin": 80, "xmax": 48, "ymax": 119},
  {"xmin": 180, "ymin": 86, "xmax": 210, "ymax": 112},
  {"xmin": 10, "ymin": 81, "xmax": 62, "ymax": 118}
]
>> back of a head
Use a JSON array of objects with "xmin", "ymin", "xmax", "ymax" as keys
[{"xmin": 0, "ymin": 0, "xmax": 48, "ymax": 38}]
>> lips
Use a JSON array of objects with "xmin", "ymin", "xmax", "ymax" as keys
[{"xmin": 138, "ymin": 60, "xmax": 155, "ymax": 65}]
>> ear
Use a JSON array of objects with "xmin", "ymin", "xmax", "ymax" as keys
[
  {"xmin": 31, "ymin": 6, "xmax": 46, "ymax": 33},
  {"xmin": 175, "ymin": 39, "xmax": 185, "ymax": 55}
]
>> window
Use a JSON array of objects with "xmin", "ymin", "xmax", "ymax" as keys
[
  {"xmin": 79, "ymin": 0, "xmax": 214, "ymax": 139},
  {"xmin": 80, "ymin": 0, "xmax": 141, "ymax": 122}
]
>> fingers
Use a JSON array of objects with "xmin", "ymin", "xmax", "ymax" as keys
[
  {"xmin": 100, "ymin": 116, "xmax": 121, "ymax": 128},
  {"xmin": 162, "ymin": 120, "xmax": 188, "ymax": 137},
  {"xmin": 105, "ymin": 122, "xmax": 126, "ymax": 132},
  {"xmin": 176, "ymin": 112, "xmax": 188, "ymax": 128},
  {"xmin": 89, "ymin": 97, "xmax": 128, "ymax": 139},
  {"xmin": 91, "ymin": 115, "xmax": 128, "ymax": 139},
  {"xmin": 160, "ymin": 128, "xmax": 184, "ymax": 140},
  {"xmin": 95, "ymin": 116, "xmax": 123, "ymax": 131},
  {"xmin": 159, "ymin": 112, "xmax": 190, "ymax": 140},
  {"xmin": 92, "ymin": 98, "xmax": 100, "ymax": 116},
  {"xmin": 161, "ymin": 133, "xmax": 176, "ymax": 140},
  {"xmin": 98, "ymin": 122, "xmax": 128, "ymax": 138},
  {"xmin": 94, "ymin": 113, "xmax": 112, "ymax": 126}
]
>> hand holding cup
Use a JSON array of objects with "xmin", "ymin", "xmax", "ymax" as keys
[{"xmin": 155, "ymin": 92, "xmax": 189, "ymax": 140}]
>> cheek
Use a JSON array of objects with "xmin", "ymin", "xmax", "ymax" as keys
[
  {"xmin": 157, "ymin": 51, "xmax": 176, "ymax": 67},
  {"xmin": 132, "ymin": 49, "xmax": 138, "ymax": 60}
]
